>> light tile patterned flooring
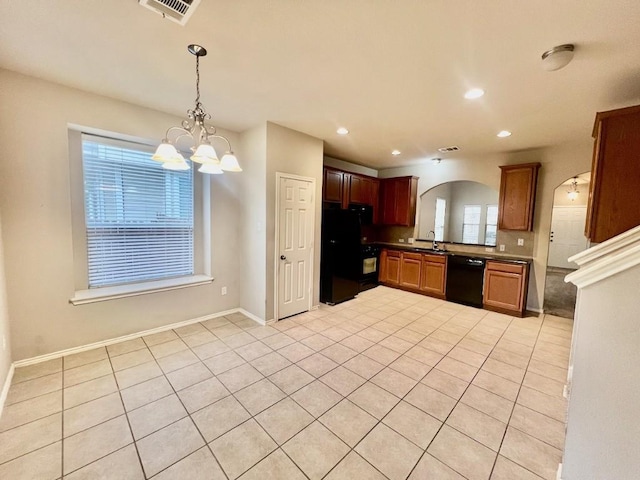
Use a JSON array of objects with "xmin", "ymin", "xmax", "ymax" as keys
[{"xmin": 0, "ymin": 286, "xmax": 573, "ymax": 479}]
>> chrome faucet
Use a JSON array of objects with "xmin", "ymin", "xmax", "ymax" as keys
[{"xmin": 427, "ymin": 230, "xmax": 439, "ymax": 251}]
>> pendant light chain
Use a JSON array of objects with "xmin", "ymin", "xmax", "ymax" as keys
[{"xmin": 195, "ymin": 54, "xmax": 201, "ymax": 109}]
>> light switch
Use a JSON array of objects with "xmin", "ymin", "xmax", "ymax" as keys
[{"xmin": 517, "ymin": 238, "xmax": 524, "ymax": 246}]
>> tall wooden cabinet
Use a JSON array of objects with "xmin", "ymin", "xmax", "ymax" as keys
[
  {"xmin": 498, "ymin": 163, "xmax": 540, "ymax": 231},
  {"xmin": 586, "ymin": 104, "xmax": 640, "ymax": 243}
]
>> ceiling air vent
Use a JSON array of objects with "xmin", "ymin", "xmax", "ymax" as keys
[
  {"xmin": 139, "ymin": 0, "xmax": 201, "ymax": 26},
  {"xmin": 438, "ymin": 146, "xmax": 460, "ymax": 153}
]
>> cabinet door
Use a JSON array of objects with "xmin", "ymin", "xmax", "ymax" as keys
[
  {"xmin": 385, "ymin": 251, "xmax": 401, "ymax": 285},
  {"xmin": 323, "ymin": 169, "xmax": 344, "ymax": 204},
  {"xmin": 587, "ymin": 107, "xmax": 640, "ymax": 243},
  {"xmin": 370, "ymin": 179, "xmax": 380, "ymax": 224},
  {"xmin": 483, "ymin": 261, "xmax": 527, "ymax": 315},
  {"xmin": 349, "ymin": 174, "xmax": 370, "ymax": 204},
  {"xmin": 380, "ymin": 177, "xmax": 418, "ymax": 226},
  {"xmin": 420, "ymin": 255, "xmax": 447, "ymax": 297},
  {"xmin": 498, "ymin": 163, "xmax": 540, "ymax": 231},
  {"xmin": 400, "ymin": 253, "xmax": 422, "ymax": 289}
]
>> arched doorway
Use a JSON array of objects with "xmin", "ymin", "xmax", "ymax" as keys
[{"xmin": 543, "ymin": 172, "xmax": 590, "ymax": 318}]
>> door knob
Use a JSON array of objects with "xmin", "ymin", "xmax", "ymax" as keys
[{"xmin": 280, "ymin": 255, "xmax": 287, "ymax": 260}]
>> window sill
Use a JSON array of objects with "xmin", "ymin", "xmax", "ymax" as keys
[{"xmin": 70, "ymin": 275, "xmax": 214, "ymax": 305}]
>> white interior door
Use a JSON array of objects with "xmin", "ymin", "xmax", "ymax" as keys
[
  {"xmin": 548, "ymin": 206, "xmax": 589, "ymax": 269},
  {"xmin": 277, "ymin": 175, "xmax": 314, "ymax": 319}
]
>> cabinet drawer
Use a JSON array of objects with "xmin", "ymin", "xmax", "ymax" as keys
[
  {"xmin": 386, "ymin": 250, "xmax": 401, "ymax": 258},
  {"xmin": 486, "ymin": 261, "xmax": 525, "ymax": 275},
  {"xmin": 423, "ymin": 253, "xmax": 446, "ymax": 264},
  {"xmin": 402, "ymin": 252, "xmax": 422, "ymax": 261}
]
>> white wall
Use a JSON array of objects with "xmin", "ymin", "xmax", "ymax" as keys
[
  {"xmin": 0, "ymin": 213, "xmax": 12, "ymax": 392},
  {"xmin": 0, "ymin": 69, "xmax": 243, "ymax": 360},
  {"xmin": 563, "ymin": 265, "xmax": 640, "ymax": 479},
  {"xmin": 378, "ymin": 142, "xmax": 593, "ymax": 311},
  {"xmin": 266, "ymin": 123, "xmax": 324, "ymax": 321}
]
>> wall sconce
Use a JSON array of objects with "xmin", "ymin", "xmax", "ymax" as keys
[{"xmin": 567, "ymin": 177, "xmax": 580, "ymax": 201}]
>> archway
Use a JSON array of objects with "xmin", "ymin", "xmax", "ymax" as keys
[{"xmin": 542, "ymin": 171, "xmax": 590, "ymax": 318}]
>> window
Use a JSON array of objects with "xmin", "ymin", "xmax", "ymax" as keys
[
  {"xmin": 82, "ymin": 134, "xmax": 194, "ymax": 288},
  {"xmin": 485, "ymin": 204, "xmax": 498, "ymax": 246},
  {"xmin": 462, "ymin": 205, "xmax": 481, "ymax": 244},
  {"xmin": 434, "ymin": 197, "xmax": 446, "ymax": 241}
]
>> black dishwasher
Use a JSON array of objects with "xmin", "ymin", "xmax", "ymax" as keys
[{"xmin": 446, "ymin": 255, "xmax": 486, "ymax": 308}]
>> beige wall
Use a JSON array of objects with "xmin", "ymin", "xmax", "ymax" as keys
[
  {"xmin": 266, "ymin": 123, "xmax": 324, "ymax": 321},
  {"xmin": 323, "ymin": 156, "xmax": 378, "ymax": 178},
  {"xmin": 0, "ymin": 213, "xmax": 12, "ymax": 390},
  {"xmin": 238, "ymin": 124, "xmax": 268, "ymax": 320},
  {"xmin": 0, "ymin": 69, "xmax": 243, "ymax": 360},
  {"xmin": 378, "ymin": 141, "xmax": 593, "ymax": 311}
]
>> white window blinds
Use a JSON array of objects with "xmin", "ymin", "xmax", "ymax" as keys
[
  {"xmin": 462, "ymin": 205, "xmax": 481, "ymax": 244},
  {"xmin": 434, "ymin": 197, "xmax": 446, "ymax": 241},
  {"xmin": 82, "ymin": 134, "xmax": 194, "ymax": 288}
]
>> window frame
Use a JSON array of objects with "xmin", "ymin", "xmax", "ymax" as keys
[
  {"xmin": 485, "ymin": 204, "xmax": 499, "ymax": 246},
  {"xmin": 68, "ymin": 127, "xmax": 212, "ymax": 305}
]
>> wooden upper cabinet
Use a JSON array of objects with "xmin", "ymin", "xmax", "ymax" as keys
[
  {"xmin": 498, "ymin": 163, "xmax": 541, "ymax": 231},
  {"xmin": 400, "ymin": 252, "xmax": 422, "ymax": 289},
  {"xmin": 349, "ymin": 174, "xmax": 371, "ymax": 205},
  {"xmin": 483, "ymin": 261, "xmax": 529, "ymax": 317},
  {"xmin": 323, "ymin": 168, "xmax": 345, "ymax": 204},
  {"xmin": 586, "ymin": 104, "xmax": 640, "ymax": 243},
  {"xmin": 380, "ymin": 177, "xmax": 419, "ymax": 226},
  {"xmin": 370, "ymin": 179, "xmax": 380, "ymax": 224},
  {"xmin": 420, "ymin": 254, "xmax": 447, "ymax": 298}
]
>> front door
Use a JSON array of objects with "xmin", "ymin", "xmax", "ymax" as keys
[
  {"xmin": 277, "ymin": 175, "xmax": 314, "ymax": 319},
  {"xmin": 548, "ymin": 206, "xmax": 589, "ymax": 268}
]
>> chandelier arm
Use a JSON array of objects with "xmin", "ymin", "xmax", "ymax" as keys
[
  {"xmin": 164, "ymin": 126, "xmax": 193, "ymax": 142},
  {"xmin": 210, "ymin": 134, "xmax": 232, "ymax": 151}
]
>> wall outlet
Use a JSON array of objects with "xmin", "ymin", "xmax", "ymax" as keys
[
  {"xmin": 485, "ymin": 247, "xmax": 495, "ymax": 253},
  {"xmin": 221, "ymin": 286, "xmax": 227, "ymax": 296},
  {"xmin": 499, "ymin": 244, "xmax": 506, "ymax": 252},
  {"xmin": 398, "ymin": 238, "xmax": 405, "ymax": 243},
  {"xmin": 408, "ymin": 238, "xmax": 414, "ymax": 244},
  {"xmin": 517, "ymin": 238, "xmax": 524, "ymax": 246}
]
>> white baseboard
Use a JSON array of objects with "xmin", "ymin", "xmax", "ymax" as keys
[
  {"xmin": 0, "ymin": 363, "xmax": 15, "ymax": 418},
  {"xmin": 13, "ymin": 307, "xmax": 263, "ymax": 368}
]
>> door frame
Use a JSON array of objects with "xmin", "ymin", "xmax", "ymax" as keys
[{"xmin": 274, "ymin": 172, "xmax": 316, "ymax": 322}]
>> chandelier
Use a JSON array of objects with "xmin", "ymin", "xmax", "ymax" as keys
[
  {"xmin": 567, "ymin": 177, "xmax": 579, "ymax": 201},
  {"xmin": 152, "ymin": 44, "xmax": 241, "ymax": 174}
]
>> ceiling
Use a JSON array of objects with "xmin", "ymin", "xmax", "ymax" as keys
[{"xmin": 1, "ymin": 1, "xmax": 640, "ymax": 169}]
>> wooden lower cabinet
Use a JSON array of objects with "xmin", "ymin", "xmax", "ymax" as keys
[
  {"xmin": 400, "ymin": 252, "xmax": 422, "ymax": 289},
  {"xmin": 420, "ymin": 254, "xmax": 447, "ymax": 299},
  {"xmin": 483, "ymin": 261, "xmax": 529, "ymax": 317},
  {"xmin": 381, "ymin": 250, "xmax": 401, "ymax": 286}
]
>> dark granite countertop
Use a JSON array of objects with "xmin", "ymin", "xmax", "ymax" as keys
[{"xmin": 374, "ymin": 242, "xmax": 532, "ymax": 264}]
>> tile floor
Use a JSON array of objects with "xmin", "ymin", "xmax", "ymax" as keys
[{"xmin": 0, "ymin": 286, "xmax": 572, "ymax": 479}]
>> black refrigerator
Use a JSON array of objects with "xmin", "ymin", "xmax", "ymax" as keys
[{"xmin": 320, "ymin": 208, "xmax": 362, "ymax": 305}]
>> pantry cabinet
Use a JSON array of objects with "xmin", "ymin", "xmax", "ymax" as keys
[{"xmin": 586, "ymin": 104, "xmax": 640, "ymax": 243}]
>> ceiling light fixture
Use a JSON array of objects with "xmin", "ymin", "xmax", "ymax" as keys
[
  {"xmin": 541, "ymin": 44, "xmax": 575, "ymax": 71},
  {"xmin": 152, "ymin": 45, "xmax": 241, "ymax": 174},
  {"xmin": 391, "ymin": 150, "xmax": 401, "ymax": 156},
  {"xmin": 464, "ymin": 88, "xmax": 485, "ymax": 99},
  {"xmin": 497, "ymin": 130, "xmax": 512, "ymax": 138},
  {"xmin": 432, "ymin": 158, "xmax": 442, "ymax": 165},
  {"xmin": 337, "ymin": 127, "xmax": 349, "ymax": 135},
  {"xmin": 567, "ymin": 177, "xmax": 580, "ymax": 201}
]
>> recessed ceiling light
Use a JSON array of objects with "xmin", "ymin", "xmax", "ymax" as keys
[
  {"xmin": 391, "ymin": 150, "xmax": 401, "ymax": 156},
  {"xmin": 336, "ymin": 127, "xmax": 349, "ymax": 135},
  {"xmin": 464, "ymin": 88, "xmax": 485, "ymax": 99},
  {"xmin": 497, "ymin": 130, "xmax": 512, "ymax": 138}
]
